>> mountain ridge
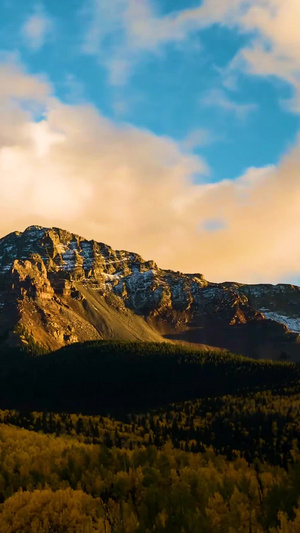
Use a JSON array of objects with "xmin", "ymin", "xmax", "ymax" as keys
[{"xmin": 0, "ymin": 225, "xmax": 299, "ymax": 360}]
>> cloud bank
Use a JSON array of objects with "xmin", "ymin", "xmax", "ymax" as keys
[{"xmin": 0, "ymin": 62, "xmax": 300, "ymax": 284}]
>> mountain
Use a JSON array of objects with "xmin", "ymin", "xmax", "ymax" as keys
[{"xmin": 0, "ymin": 225, "xmax": 299, "ymax": 360}]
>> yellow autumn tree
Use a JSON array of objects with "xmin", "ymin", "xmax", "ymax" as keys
[{"xmin": 0, "ymin": 488, "xmax": 110, "ymax": 533}]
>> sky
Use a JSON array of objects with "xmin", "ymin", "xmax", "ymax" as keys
[{"xmin": 0, "ymin": 0, "xmax": 300, "ymax": 283}]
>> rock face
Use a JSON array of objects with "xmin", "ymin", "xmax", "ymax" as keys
[{"xmin": 0, "ymin": 225, "xmax": 299, "ymax": 360}]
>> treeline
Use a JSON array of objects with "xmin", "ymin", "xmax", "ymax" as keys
[
  {"xmin": 0, "ymin": 382, "xmax": 299, "ymax": 467},
  {"xmin": 0, "ymin": 423, "xmax": 300, "ymax": 532},
  {"xmin": 0, "ymin": 341, "xmax": 298, "ymax": 414},
  {"xmin": 135, "ymin": 384, "xmax": 300, "ymax": 467}
]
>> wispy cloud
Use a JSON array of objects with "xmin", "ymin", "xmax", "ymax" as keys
[
  {"xmin": 201, "ymin": 88, "xmax": 257, "ymax": 119},
  {"xmin": 22, "ymin": 5, "xmax": 54, "ymax": 51},
  {"xmin": 182, "ymin": 129, "xmax": 216, "ymax": 151},
  {"xmin": 62, "ymin": 74, "xmax": 86, "ymax": 104},
  {"xmin": 82, "ymin": 0, "xmax": 246, "ymax": 85},
  {"xmin": 82, "ymin": 0, "xmax": 300, "ymax": 112},
  {"xmin": 82, "ymin": 0, "xmax": 203, "ymax": 85}
]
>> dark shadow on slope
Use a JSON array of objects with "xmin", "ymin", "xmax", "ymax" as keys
[
  {"xmin": 164, "ymin": 320, "xmax": 300, "ymax": 361},
  {"xmin": 0, "ymin": 341, "xmax": 298, "ymax": 416}
]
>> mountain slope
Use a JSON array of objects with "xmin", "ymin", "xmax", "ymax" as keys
[{"xmin": 0, "ymin": 225, "xmax": 299, "ymax": 359}]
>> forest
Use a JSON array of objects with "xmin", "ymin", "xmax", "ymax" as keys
[
  {"xmin": 0, "ymin": 341, "xmax": 298, "ymax": 413},
  {"xmin": 0, "ymin": 341, "xmax": 299, "ymax": 531}
]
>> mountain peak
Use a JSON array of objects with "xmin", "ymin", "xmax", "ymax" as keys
[
  {"xmin": 0, "ymin": 225, "xmax": 299, "ymax": 359},
  {"xmin": 24, "ymin": 225, "xmax": 48, "ymax": 233}
]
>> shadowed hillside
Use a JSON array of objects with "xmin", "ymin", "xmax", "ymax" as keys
[{"xmin": 0, "ymin": 341, "xmax": 298, "ymax": 414}]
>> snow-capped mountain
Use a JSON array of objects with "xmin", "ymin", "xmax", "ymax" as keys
[{"xmin": 0, "ymin": 225, "xmax": 299, "ymax": 360}]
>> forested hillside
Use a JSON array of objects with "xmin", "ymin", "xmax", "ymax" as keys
[
  {"xmin": 0, "ymin": 390, "xmax": 299, "ymax": 531},
  {"xmin": 0, "ymin": 341, "xmax": 298, "ymax": 413},
  {"xmin": 0, "ymin": 341, "xmax": 299, "ymax": 531}
]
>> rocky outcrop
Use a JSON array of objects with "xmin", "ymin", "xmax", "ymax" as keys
[
  {"xmin": 0, "ymin": 225, "xmax": 299, "ymax": 359},
  {"xmin": 11, "ymin": 256, "xmax": 54, "ymax": 299}
]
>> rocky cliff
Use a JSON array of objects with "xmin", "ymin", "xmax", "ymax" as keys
[{"xmin": 0, "ymin": 225, "xmax": 299, "ymax": 360}]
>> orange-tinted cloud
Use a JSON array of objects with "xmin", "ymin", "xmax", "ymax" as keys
[{"xmin": 0, "ymin": 62, "xmax": 299, "ymax": 284}]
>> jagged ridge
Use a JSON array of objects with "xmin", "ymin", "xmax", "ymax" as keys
[{"xmin": 0, "ymin": 225, "xmax": 299, "ymax": 359}]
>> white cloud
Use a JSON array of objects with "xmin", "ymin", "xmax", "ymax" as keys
[
  {"xmin": 1, "ymin": 62, "xmax": 300, "ymax": 283},
  {"xmin": 0, "ymin": 62, "xmax": 50, "ymax": 101},
  {"xmin": 190, "ymin": 0, "xmax": 300, "ymax": 112},
  {"xmin": 0, "ymin": 62, "xmax": 50, "ymax": 148},
  {"xmin": 83, "ymin": 0, "xmax": 246, "ymax": 84},
  {"xmin": 83, "ymin": 0, "xmax": 197, "ymax": 85},
  {"xmin": 201, "ymin": 89, "xmax": 257, "ymax": 119},
  {"xmin": 182, "ymin": 129, "xmax": 215, "ymax": 151},
  {"xmin": 22, "ymin": 6, "xmax": 53, "ymax": 51},
  {"xmin": 83, "ymin": 0, "xmax": 300, "ymax": 111}
]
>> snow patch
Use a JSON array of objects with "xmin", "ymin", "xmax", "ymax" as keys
[{"xmin": 260, "ymin": 309, "xmax": 300, "ymax": 333}]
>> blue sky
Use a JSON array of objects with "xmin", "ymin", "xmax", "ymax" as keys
[
  {"xmin": 0, "ymin": 0, "xmax": 300, "ymax": 283},
  {"xmin": 1, "ymin": 0, "xmax": 298, "ymax": 181}
]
